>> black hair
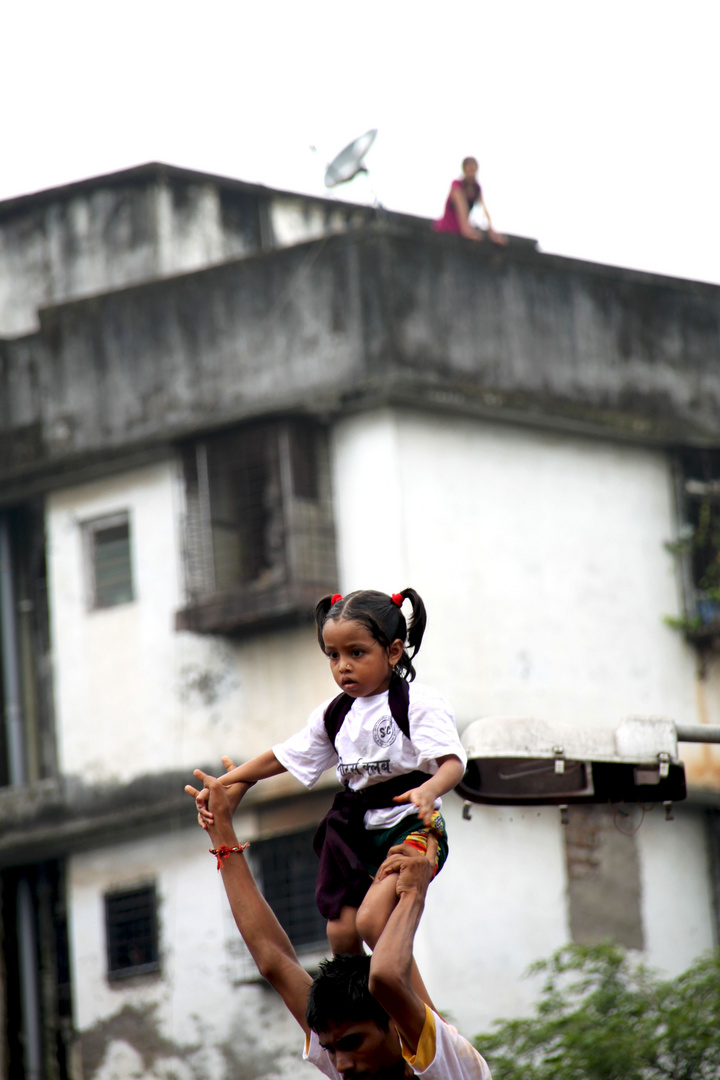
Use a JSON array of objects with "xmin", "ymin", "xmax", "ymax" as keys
[
  {"xmin": 305, "ymin": 954, "xmax": 390, "ymax": 1033},
  {"xmin": 314, "ymin": 588, "xmax": 427, "ymax": 681}
]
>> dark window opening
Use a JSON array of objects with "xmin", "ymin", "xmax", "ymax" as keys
[
  {"xmin": 176, "ymin": 418, "xmax": 337, "ymax": 635},
  {"xmin": 0, "ymin": 502, "xmax": 57, "ymax": 788},
  {"xmin": 253, "ymin": 829, "xmax": 326, "ymax": 951},
  {"xmin": 671, "ymin": 450, "xmax": 720, "ymax": 639},
  {"xmin": 105, "ymin": 885, "xmax": 160, "ymax": 979},
  {"xmin": 85, "ymin": 513, "xmax": 134, "ymax": 609},
  {"xmin": 0, "ymin": 861, "xmax": 74, "ymax": 1080},
  {"xmin": 708, "ymin": 809, "xmax": 720, "ymax": 944}
]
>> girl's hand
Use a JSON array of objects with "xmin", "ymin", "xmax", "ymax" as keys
[{"xmin": 392, "ymin": 785, "xmax": 435, "ymax": 827}]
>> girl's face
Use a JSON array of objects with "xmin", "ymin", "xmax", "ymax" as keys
[
  {"xmin": 322, "ymin": 618, "xmax": 404, "ymax": 698},
  {"xmin": 462, "ymin": 158, "xmax": 478, "ymax": 182}
]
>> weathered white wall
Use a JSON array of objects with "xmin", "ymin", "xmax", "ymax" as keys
[
  {"xmin": 330, "ymin": 408, "xmax": 704, "ymax": 730},
  {"xmin": 47, "ymin": 460, "xmax": 335, "ymax": 784},
  {"xmin": 269, "ymin": 199, "xmax": 364, "ymax": 248}
]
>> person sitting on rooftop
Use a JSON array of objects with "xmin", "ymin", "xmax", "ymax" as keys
[{"xmin": 434, "ymin": 156, "xmax": 507, "ymax": 245}]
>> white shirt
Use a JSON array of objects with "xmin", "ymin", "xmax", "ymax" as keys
[
  {"xmin": 304, "ymin": 1006, "xmax": 492, "ymax": 1078},
  {"xmin": 273, "ymin": 682, "xmax": 466, "ymax": 830}
]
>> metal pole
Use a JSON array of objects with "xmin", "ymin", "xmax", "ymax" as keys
[
  {"xmin": 0, "ymin": 514, "xmax": 25, "ymax": 784},
  {"xmin": 675, "ymin": 724, "xmax": 720, "ymax": 744},
  {"xmin": 0, "ymin": 514, "xmax": 42, "ymax": 1078},
  {"xmin": 17, "ymin": 876, "xmax": 43, "ymax": 1080}
]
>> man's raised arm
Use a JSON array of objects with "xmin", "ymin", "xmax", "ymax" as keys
[
  {"xmin": 367, "ymin": 843, "xmax": 436, "ymax": 1054},
  {"xmin": 185, "ymin": 769, "xmax": 313, "ymax": 1033}
]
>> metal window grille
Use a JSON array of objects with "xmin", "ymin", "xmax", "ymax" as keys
[
  {"xmin": 86, "ymin": 513, "xmax": 134, "ymax": 609},
  {"xmin": 180, "ymin": 419, "xmax": 336, "ymax": 603},
  {"xmin": 671, "ymin": 451, "xmax": 720, "ymax": 633},
  {"xmin": 254, "ymin": 829, "xmax": 326, "ymax": 950},
  {"xmin": 105, "ymin": 885, "xmax": 160, "ymax": 978}
]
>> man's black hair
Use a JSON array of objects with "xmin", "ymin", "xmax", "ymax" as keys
[{"xmin": 306, "ymin": 954, "xmax": 391, "ymax": 1033}]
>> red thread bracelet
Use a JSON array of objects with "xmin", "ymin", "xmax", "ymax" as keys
[{"xmin": 210, "ymin": 843, "xmax": 250, "ymax": 870}]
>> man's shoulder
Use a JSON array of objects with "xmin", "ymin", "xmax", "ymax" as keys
[
  {"xmin": 403, "ymin": 1006, "xmax": 492, "ymax": 1079},
  {"xmin": 304, "ymin": 1030, "xmax": 340, "ymax": 1078}
]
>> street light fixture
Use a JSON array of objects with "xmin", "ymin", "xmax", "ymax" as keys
[{"xmin": 456, "ymin": 716, "xmax": 719, "ymax": 819}]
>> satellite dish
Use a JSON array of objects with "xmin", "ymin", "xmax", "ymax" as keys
[{"xmin": 324, "ymin": 129, "xmax": 377, "ymax": 188}]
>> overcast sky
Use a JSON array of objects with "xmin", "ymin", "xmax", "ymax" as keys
[{"xmin": 3, "ymin": 0, "xmax": 718, "ymax": 284}]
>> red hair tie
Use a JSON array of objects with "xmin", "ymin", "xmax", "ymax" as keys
[
  {"xmin": 330, "ymin": 593, "xmax": 343, "ymax": 605},
  {"xmin": 391, "ymin": 593, "xmax": 404, "ymax": 607}
]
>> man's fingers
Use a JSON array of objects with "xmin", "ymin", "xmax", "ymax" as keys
[
  {"xmin": 425, "ymin": 832, "xmax": 439, "ymax": 865},
  {"xmin": 185, "ymin": 784, "xmax": 200, "ymax": 798}
]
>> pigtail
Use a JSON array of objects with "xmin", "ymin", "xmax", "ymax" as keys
[
  {"xmin": 399, "ymin": 588, "xmax": 427, "ymax": 656},
  {"xmin": 315, "ymin": 594, "xmax": 339, "ymax": 651},
  {"xmin": 393, "ymin": 587, "xmax": 427, "ymax": 681}
]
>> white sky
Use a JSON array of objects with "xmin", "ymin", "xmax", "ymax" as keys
[{"xmin": 3, "ymin": 0, "xmax": 718, "ymax": 284}]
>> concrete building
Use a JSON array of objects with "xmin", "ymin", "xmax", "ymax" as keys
[{"xmin": 1, "ymin": 162, "xmax": 719, "ymax": 1079}]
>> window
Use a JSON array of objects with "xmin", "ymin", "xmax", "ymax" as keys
[
  {"xmin": 105, "ymin": 885, "xmax": 159, "ymax": 979},
  {"xmin": 225, "ymin": 828, "xmax": 326, "ymax": 981},
  {"xmin": 176, "ymin": 418, "xmax": 337, "ymax": 634},
  {"xmin": 670, "ymin": 451, "xmax": 720, "ymax": 639},
  {"xmin": 253, "ymin": 829, "xmax": 326, "ymax": 950},
  {"xmin": 85, "ymin": 512, "xmax": 134, "ymax": 609}
]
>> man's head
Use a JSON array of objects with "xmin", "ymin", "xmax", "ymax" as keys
[{"xmin": 306, "ymin": 955, "xmax": 406, "ymax": 1078}]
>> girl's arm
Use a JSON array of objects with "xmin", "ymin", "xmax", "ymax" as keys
[
  {"xmin": 479, "ymin": 195, "xmax": 508, "ymax": 245},
  {"xmin": 192, "ymin": 749, "xmax": 287, "ymax": 823},
  {"xmin": 219, "ymin": 749, "xmax": 287, "ymax": 787},
  {"xmin": 392, "ymin": 754, "xmax": 465, "ymax": 827}
]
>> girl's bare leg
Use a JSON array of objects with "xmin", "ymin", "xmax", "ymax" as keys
[
  {"xmin": 356, "ymin": 873, "xmax": 436, "ymax": 1011},
  {"xmin": 326, "ymin": 905, "xmax": 363, "ymax": 955}
]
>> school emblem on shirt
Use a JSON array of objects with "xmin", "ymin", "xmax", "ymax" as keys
[{"xmin": 373, "ymin": 715, "xmax": 398, "ymax": 747}]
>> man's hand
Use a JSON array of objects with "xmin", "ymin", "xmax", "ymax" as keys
[
  {"xmin": 374, "ymin": 838, "xmax": 437, "ymax": 899},
  {"xmin": 185, "ymin": 756, "xmax": 252, "ymax": 829}
]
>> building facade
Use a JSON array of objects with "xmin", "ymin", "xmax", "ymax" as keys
[{"xmin": 0, "ymin": 163, "xmax": 719, "ymax": 1078}]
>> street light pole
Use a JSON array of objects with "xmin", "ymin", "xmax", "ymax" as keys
[{"xmin": 675, "ymin": 724, "xmax": 720, "ymax": 744}]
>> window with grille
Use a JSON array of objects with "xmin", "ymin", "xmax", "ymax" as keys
[
  {"xmin": 105, "ymin": 885, "xmax": 160, "ymax": 979},
  {"xmin": 176, "ymin": 418, "xmax": 337, "ymax": 634},
  {"xmin": 84, "ymin": 512, "xmax": 134, "ymax": 609},
  {"xmin": 669, "ymin": 451, "xmax": 720, "ymax": 640},
  {"xmin": 253, "ymin": 829, "xmax": 326, "ymax": 950}
]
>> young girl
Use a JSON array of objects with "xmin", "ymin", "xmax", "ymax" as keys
[{"xmin": 192, "ymin": 587, "xmax": 466, "ymax": 961}]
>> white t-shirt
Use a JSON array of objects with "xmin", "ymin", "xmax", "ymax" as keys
[
  {"xmin": 272, "ymin": 682, "xmax": 466, "ymax": 831},
  {"xmin": 304, "ymin": 1006, "xmax": 492, "ymax": 1079}
]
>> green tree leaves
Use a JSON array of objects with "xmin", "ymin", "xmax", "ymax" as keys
[{"xmin": 475, "ymin": 943, "xmax": 720, "ymax": 1080}]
